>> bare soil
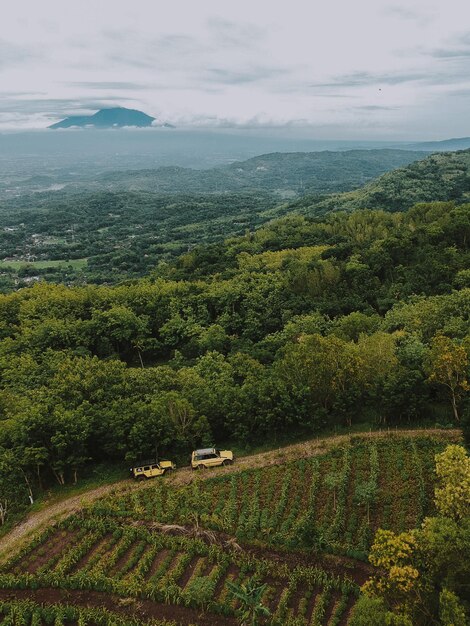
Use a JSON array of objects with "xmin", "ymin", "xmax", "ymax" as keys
[
  {"xmin": 146, "ymin": 547, "xmax": 171, "ymax": 580},
  {"xmin": 0, "ymin": 587, "xmax": 237, "ymax": 626}
]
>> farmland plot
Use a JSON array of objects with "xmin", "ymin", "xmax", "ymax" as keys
[{"xmin": 0, "ymin": 434, "xmax": 455, "ymax": 625}]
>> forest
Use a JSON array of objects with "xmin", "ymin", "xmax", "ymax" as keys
[
  {"xmin": 1, "ymin": 148, "xmax": 468, "ymax": 290},
  {"xmin": 0, "ymin": 148, "xmax": 427, "ymax": 289},
  {"xmin": 294, "ymin": 148, "xmax": 470, "ymax": 214},
  {"xmin": 0, "ymin": 198, "xmax": 468, "ymax": 524}
]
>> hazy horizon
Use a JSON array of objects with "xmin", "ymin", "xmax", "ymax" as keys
[{"xmin": 0, "ymin": 124, "xmax": 467, "ymax": 143}]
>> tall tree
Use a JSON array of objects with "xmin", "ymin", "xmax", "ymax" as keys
[{"xmin": 425, "ymin": 335, "xmax": 469, "ymax": 422}]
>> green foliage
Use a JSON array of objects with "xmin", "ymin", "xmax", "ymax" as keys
[
  {"xmin": 227, "ymin": 577, "xmax": 271, "ymax": 626},
  {"xmin": 0, "ymin": 199, "xmax": 468, "ymax": 517},
  {"xmin": 434, "ymin": 445, "xmax": 470, "ymax": 520},
  {"xmin": 425, "ymin": 335, "xmax": 469, "ymax": 423},
  {"xmin": 0, "ymin": 515, "xmax": 356, "ymax": 625},
  {"xmin": 439, "ymin": 589, "xmax": 467, "ymax": 626},
  {"xmin": 294, "ymin": 150, "xmax": 470, "ymax": 214},
  {"xmin": 349, "ymin": 595, "xmax": 393, "ymax": 626}
]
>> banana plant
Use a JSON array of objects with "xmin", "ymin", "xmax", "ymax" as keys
[{"xmin": 227, "ymin": 577, "xmax": 271, "ymax": 626}]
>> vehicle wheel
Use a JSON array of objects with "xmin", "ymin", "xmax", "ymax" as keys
[
  {"xmin": 222, "ymin": 459, "xmax": 233, "ymax": 466},
  {"xmin": 165, "ymin": 468, "xmax": 173, "ymax": 475},
  {"xmin": 197, "ymin": 464, "xmax": 206, "ymax": 470},
  {"xmin": 136, "ymin": 475, "xmax": 146, "ymax": 481}
]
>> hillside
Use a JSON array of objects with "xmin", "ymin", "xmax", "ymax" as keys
[
  {"xmin": 0, "ymin": 430, "xmax": 461, "ymax": 626},
  {"xmin": 407, "ymin": 136, "xmax": 470, "ymax": 152},
  {"xmin": 0, "ymin": 148, "xmax": 422, "ymax": 198},
  {"xmin": 0, "ymin": 201, "xmax": 468, "ymax": 509},
  {"xmin": 291, "ymin": 148, "xmax": 470, "ymax": 215},
  {"xmin": 0, "ymin": 191, "xmax": 276, "ymax": 289},
  {"xmin": 0, "ymin": 149, "xmax": 426, "ymax": 289},
  {"xmin": 0, "ymin": 171, "xmax": 468, "ymax": 624},
  {"xmin": 70, "ymin": 149, "xmax": 424, "ymax": 196}
]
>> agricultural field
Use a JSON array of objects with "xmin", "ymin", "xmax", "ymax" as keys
[
  {"xmin": 90, "ymin": 436, "xmax": 445, "ymax": 559},
  {"xmin": 0, "ymin": 432, "xmax": 459, "ymax": 626}
]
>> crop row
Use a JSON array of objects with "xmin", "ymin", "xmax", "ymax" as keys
[
  {"xmin": 0, "ymin": 517, "xmax": 357, "ymax": 626},
  {"xmin": 90, "ymin": 437, "xmax": 445, "ymax": 558},
  {"xmin": 0, "ymin": 599, "xmax": 175, "ymax": 626}
]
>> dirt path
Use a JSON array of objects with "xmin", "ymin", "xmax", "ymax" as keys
[{"xmin": 0, "ymin": 428, "xmax": 460, "ymax": 563}]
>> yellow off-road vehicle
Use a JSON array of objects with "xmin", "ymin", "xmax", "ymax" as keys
[
  {"xmin": 130, "ymin": 459, "xmax": 176, "ymax": 480},
  {"xmin": 191, "ymin": 448, "xmax": 234, "ymax": 470}
]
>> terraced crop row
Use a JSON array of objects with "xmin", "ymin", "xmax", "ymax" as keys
[
  {"xmin": 0, "ymin": 517, "xmax": 357, "ymax": 626},
  {"xmin": 0, "ymin": 599, "xmax": 174, "ymax": 626},
  {"xmin": 91, "ymin": 437, "xmax": 445, "ymax": 558}
]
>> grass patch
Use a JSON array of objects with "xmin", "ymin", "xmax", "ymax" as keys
[
  {"xmin": 0, "ymin": 258, "xmax": 88, "ymax": 270},
  {"xmin": 0, "ymin": 462, "xmax": 125, "ymax": 541}
]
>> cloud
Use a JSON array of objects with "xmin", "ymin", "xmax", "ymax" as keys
[
  {"xmin": 383, "ymin": 5, "xmax": 435, "ymax": 26},
  {"xmin": 0, "ymin": 91, "xmax": 47, "ymax": 97},
  {"xmin": 173, "ymin": 113, "xmax": 314, "ymax": 129},
  {"xmin": 431, "ymin": 32, "xmax": 470, "ymax": 58},
  {"xmin": 310, "ymin": 70, "xmax": 428, "ymax": 88},
  {"xmin": 205, "ymin": 66, "xmax": 288, "ymax": 85},
  {"xmin": 0, "ymin": 96, "xmax": 135, "ymax": 116},
  {"xmin": 447, "ymin": 87, "xmax": 470, "ymax": 97},
  {"xmin": 100, "ymin": 30, "xmax": 208, "ymax": 70},
  {"xmin": 97, "ymin": 18, "xmax": 265, "ymax": 79},
  {"xmin": 1, "ymin": 0, "xmax": 470, "ymax": 137},
  {"xmin": 206, "ymin": 17, "xmax": 264, "ymax": 49},
  {"xmin": 0, "ymin": 39, "xmax": 43, "ymax": 70},
  {"xmin": 69, "ymin": 81, "xmax": 148, "ymax": 91},
  {"xmin": 354, "ymin": 105, "xmax": 399, "ymax": 111}
]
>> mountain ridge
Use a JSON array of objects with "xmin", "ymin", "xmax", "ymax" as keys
[
  {"xmin": 406, "ymin": 136, "xmax": 470, "ymax": 151},
  {"xmin": 63, "ymin": 148, "xmax": 425, "ymax": 196},
  {"xmin": 49, "ymin": 107, "xmax": 161, "ymax": 129},
  {"xmin": 289, "ymin": 147, "xmax": 470, "ymax": 214}
]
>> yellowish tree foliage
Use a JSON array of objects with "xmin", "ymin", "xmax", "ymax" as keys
[
  {"xmin": 361, "ymin": 445, "xmax": 470, "ymax": 624},
  {"xmin": 434, "ymin": 445, "xmax": 470, "ymax": 521},
  {"xmin": 425, "ymin": 334, "xmax": 469, "ymax": 422},
  {"xmin": 363, "ymin": 529, "xmax": 420, "ymax": 602}
]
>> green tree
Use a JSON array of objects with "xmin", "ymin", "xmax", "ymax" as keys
[
  {"xmin": 355, "ymin": 480, "xmax": 378, "ymax": 524},
  {"xmin": 434, "ymin": 445, "xmax": 470, "ymax": 521},
  {"xmin": 425, "ymin": 335, "xmax": 469, "ymax": 422}
]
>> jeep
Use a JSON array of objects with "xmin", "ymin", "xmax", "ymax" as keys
[
  {"xmin": 191, "ymin": 448, "xmax": 234, "ymax": 470},
  {"xmin": 130, "ymin": 459, "xmax": 176, "ymax": 480}
]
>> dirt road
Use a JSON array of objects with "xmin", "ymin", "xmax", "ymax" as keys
[{"xmin": 0, "ymin": 428, "xmax": 460, "ymax": 563}]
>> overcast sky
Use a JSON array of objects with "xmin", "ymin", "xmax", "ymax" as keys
[{"xmin": 1, "ymin": 0, "xmax": 470, "ymax": 138}]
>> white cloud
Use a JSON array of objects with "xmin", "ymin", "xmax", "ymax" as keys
[{"xmin": 0, "ymin": 0, "xmax": 470, "ymax": 138}]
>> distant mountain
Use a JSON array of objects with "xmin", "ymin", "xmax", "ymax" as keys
[
  {"xmin": 406, "ymin": 137, "xmax": 470, "ymax": 152},
  {"xmin": 291, "ymin": 148, "xmax": 470, "ymax": 215},
  {"xmin": 66, "ymin": 149, "xmax": 425, "ymax": 197},
  {"xmin": 49, "ymin": 107, "xmax": 160, "ymax": 129}
]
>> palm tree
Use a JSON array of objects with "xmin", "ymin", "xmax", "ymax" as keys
[{"xmin": 227, "ymin": 577, "xmax": 271, "ymax": 626}]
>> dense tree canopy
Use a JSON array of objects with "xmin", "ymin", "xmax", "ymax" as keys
[{"xmin": 0, "ymin": 200, "xmax": 468, "ymax": 526}]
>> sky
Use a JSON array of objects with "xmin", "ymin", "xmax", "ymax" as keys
[{"xmin": 1, "ymin": 0, "xmax": 470, "ymax": 139}]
